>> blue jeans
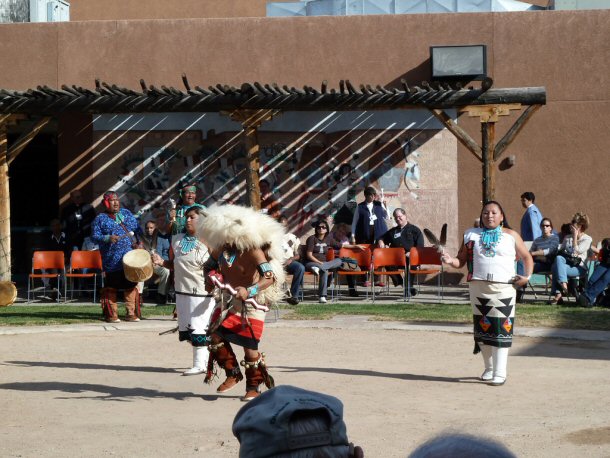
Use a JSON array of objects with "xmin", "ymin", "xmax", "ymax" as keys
[
  {"xmin": 584, "ymin": 265, "xmax": 610, "ymax": 304},
  {"xmin": 285, "ymin": 261, "xmax": 305, "ymax": 298},
  {"xmin": 551, "ymin": 255, "xmax": 587, "ymax": 294},
  {"xmin": 305, "ymin": 258, "xmax": 343, "ymax": 298}
]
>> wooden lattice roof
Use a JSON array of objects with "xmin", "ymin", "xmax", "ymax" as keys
[{"xmin": 0, "ymin": 75, "xmax": 546, "ymax": 115}]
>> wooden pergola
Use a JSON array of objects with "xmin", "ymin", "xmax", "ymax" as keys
[{"xmin": 0, "ymin": 76, "xmax": 546, "ymax": 280}]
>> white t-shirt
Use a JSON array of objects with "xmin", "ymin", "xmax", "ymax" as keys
[
  {"xmin": 172, "ymin": 234, "xmax": 209, "ymax": 296},
  {"xmin": 464, "ymin": 228, "xmax": 516, "ymax": 284}
]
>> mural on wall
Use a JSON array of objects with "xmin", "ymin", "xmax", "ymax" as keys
[{"xmin": 91, "ymin": 111, "xmax": 459, "ymax": 251}]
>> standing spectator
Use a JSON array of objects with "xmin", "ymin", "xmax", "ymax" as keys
[
  {"xmin": 350, "ymin": 186, "xmax": 388, "ymax": 245},
  {"xmin": 578, "ymin": 238, "xmax": 610, "ymax": 308},
  {"xmin": 141, "ymin": 220, "xmax": 171, "ymax": 304},
  {"xmin": 519, "ymin": 192, "xmax": 543, "ymax": 242},
  {"xmin": 441, "ymin": 201, "xmax": 533, "ymax": 386},
  {"xmin": 60, "ymin": 189, "xmax": 96, "ymax": 253},
  {"xmin": 43, "ymin": 218, "xmax": 69, "ymax": 300},
  {"xmin": 550, "ymin": 212, "xmax": 592, "ymax": 304},
  {"xmin": 378, "ymin": 208, "xmax": 424, "ymax": 295},
  {"xmin": 278, "ymin": 215, "xmax": 305, "ymax": 305},
  {"xmin": 91, "ymin": 192, "xmax": 142, "ymax": 323},
  {"xmin": 304, "ymin": 220, "xmax": 344, "ymax": 303},
  {"xmin": 168, "ymin": 183, "xmax": 203, "ymax": 236},
  {"xmin": 260, "ymin": 179, "xmax": 281, "ymax": 219}
]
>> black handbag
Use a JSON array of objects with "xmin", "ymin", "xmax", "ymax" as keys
[{"xmin": 557, "ymin": 248, "xmax": 582, "ymax": 267}]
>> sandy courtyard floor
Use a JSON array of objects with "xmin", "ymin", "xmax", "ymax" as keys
[{"xmin": 1, "ymin": 317, "xmax": 610, "ymax": 457}]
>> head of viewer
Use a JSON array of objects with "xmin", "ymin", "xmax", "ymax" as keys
[
  {"xmin": 392, "ymin": 208, "xmax": 408, "ymax": 228},
  {"xmin": 233, "ymin": 385, "xmax": 364, "ymax": 458},
  {"xmin": 520, "ymin": 191, "xmax": 535, "ymax": 208},
  {"xmin": 363, "ymin": 186, "xmax": 377, "ymax": 203}
]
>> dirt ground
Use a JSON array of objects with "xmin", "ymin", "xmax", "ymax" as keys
[{"xmin": 1, "ymin": 316, "xmax": 610, "ymax": 458}]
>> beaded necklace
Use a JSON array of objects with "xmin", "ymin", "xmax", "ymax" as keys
[
  {"xmin": 222, "ymin": 247, "xmax": 238, "ymax": 268},
  {"xmin": 480, "ymin": 225, "xmax": 502, "ymax": 257},
  {"xmin": 180, "ymin": 235, "xmax": 198, "ymax": 255}
]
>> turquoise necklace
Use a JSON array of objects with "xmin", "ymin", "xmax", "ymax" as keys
[
  {"xmin": 222, "ymin": 247, "xmax": 237, "ymax": 268},
  {"xmin": 480, "ymin": 226, "xmax": 502, "ymax": 257},
  {"xmin": 180, "ymin": 235, "xmax": 198, "ymax": 255}
]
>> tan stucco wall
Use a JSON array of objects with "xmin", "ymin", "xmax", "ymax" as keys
[{"xmin": 0, "ymin": 10, "xmax": 608, "ymax": 240}]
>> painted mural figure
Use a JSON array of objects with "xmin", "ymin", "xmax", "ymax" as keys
[{"xmin": 200, "ymin": 204, "xmax": 286, "ymax": 402}]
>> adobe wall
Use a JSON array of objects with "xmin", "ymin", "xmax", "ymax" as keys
[{"xmin": 0, "ymin": 10, "xmax": 608, "ymax": 241}]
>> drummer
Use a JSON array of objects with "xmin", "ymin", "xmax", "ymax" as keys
[
  {"xmin": 91, "ymin": 191, "xmax": 143, "ymax": 323},
  {"xmin": 152, "ymin": 206, "xmax": 216, "ymax": 376}
]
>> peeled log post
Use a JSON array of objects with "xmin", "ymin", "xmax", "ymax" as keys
[
  {"xmin": 481, "ymin": 122, "xmax": 496, "ymax": 204},
  {"xmin": 0, "ymin": 122, "xmax": 11, "ymax": 281},
  {"xmin": 243, "ymin": 122, "xmax": 261, "ymax": 210}
]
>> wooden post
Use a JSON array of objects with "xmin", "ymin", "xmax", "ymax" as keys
[
  {"xmin": 481, "ymin": 122, "xmax": 496, "ymax": 203},
  {"xmin": 243, "ymin": 122, "xmax": 262, "ymax": 210},
  {"xmin": 0, "ymin": 121, "xmax": 11, "ymax": 281},
  {"xmin": 226, "ymin": 109, "xmax": 280, "ymax": 210}
]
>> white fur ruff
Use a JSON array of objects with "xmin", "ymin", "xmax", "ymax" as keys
[{"xmin": 196, "ymin": 204, "xmax": 287, "ymax": 305}]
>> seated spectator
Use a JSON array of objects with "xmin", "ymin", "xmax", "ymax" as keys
[
  {"xmin": 141, "ymin": 219, "xmax": 171, "ymax": 304},
  {"xmin": 378, "ymin": 208, "xmax": 424, "ymax": 294},
  {"xmin": 304, "ymin": 220, "xmax": 344, "ymax": 303},
  {"xmin": 578, "ymin": 238, "xmax": 610, "ymax": 308},
  {"xmin": 408, "ymin": 432, "xmax": 515, "ymax": 458},
  {"xmin": 550, "ymin": 212, "xmax": 592, "ymax": 304},
  {"xmin": 529, "ymin": 218, "xmax": 560, "ymax": 272},
  {"xmin": 516, "ymin": 218, "xmax": 560, "ymax": 301},
  {"xmin": 42, "ymin": 218, "xmax": 70, "ymax": 300},
  {"xmin": 233, "ymin": 385, "xmax": 364, "ymax": 458},
  {"xmin": 278, "ymin": 214, "xmax": 305, "ymax": 305},
  {"xmin": 328, "ymin": 223, "xmax": 364, "ymax": 297}
]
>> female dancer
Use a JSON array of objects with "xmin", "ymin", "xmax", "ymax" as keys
[
  {"xmin": 153, "ymin": 206, "xmax": 215, "ymax": 375},
  {"xmin": 441, "ymin": 201, "xmax": 533, "ymax": 386}
]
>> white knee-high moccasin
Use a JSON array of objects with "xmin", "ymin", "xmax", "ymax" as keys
[
  {"xmin": 183, "ymin": 346, "xmax": 208, "ymax": 376},
  {"xmin": 479, "ymin": 343, "xmax": 493, "ymax": 381},
  {"xmin": 489, "ymin": 347, "xmax": 509, "ymax": 386}
]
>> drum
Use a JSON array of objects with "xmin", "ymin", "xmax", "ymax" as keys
[
  {"xmin": 0, "ymin": 281, "xmax": 17, "ymax": 307},
  {"xmin": 123, "ymin": 249, "xmax": 154, "ymax": 283}
]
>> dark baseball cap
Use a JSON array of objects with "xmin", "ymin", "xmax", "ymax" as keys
[{"xmin": 232, "ymin": 385, "xmax": 350, "ymax": 458}]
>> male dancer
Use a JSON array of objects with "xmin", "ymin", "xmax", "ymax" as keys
[
  {"xmin": 91, "ymin": 191, "xmax": 142, "ymax": 322},
  {"xmin": 199, "ymin": 204, "xmax": 286, "ymax": 401}
]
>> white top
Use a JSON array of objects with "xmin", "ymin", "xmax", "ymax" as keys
[
  {"xmin": 464, "ymin": 228, "xmax": 516, "ymax": 283},
  {"xmin": 172, "ymin": 234, "xmax": 209, "ymax": 296}
]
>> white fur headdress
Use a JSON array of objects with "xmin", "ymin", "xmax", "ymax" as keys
[{"xmin": 196, "ymin": 204, "xmax": 286, "ymax": 305}]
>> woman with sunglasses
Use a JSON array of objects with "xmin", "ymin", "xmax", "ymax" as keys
[
  {"xmin": 305, "ymin": 220, "xmax": 344, "ymax": 303},
  {"xmin": 550, "ymin": 212, "xmax": 592, "ymax": 304},
  {"xmin": 530, "ymin": 218, "xmax": 560, "ymax": 272}
]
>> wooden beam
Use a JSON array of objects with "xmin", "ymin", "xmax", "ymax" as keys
[
  {"xmin": 7, "ymin": 116, "xmax": 51, "ymax": 165},
  {"xmin": 481, "ymin": 122, "xmax": 496, "ymax": 203},
  {"xmin": 430, "ymin": 109, "xmax": 482, "ymax": 161},
  {"xmin": 0, "ymin": 121, "xmax": 10, "ymax": 281},
  {"xmin": 494, "ymin": 104, "xmax": 541, "ymax": 160},
  {"xmin": 460, "ymin": 104, "xmax": 521, "ymax": 123}
]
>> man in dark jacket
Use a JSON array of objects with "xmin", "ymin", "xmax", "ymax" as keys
[{"xmin": 350, "ymin": 186, "xmax": 388, "ymax": 245}]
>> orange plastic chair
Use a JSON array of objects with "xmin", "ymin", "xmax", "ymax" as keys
[
  {"xmin": 28, "ymin": 251, "xmax": 66, "ymax": 303},
  {"xmin": 371, "ymin": 247, "xmax": 407, "ymax": 301},
  {"xmin": 408, "ymin": 247, "xmax": 443, "ymax": 300},
  {"xmin": 65, "ymin": 250, "xmax": 104, "ymax": 303},
  {"xmin": 333, "ymin": 246, "xmax": 371, "ymax": 300}
]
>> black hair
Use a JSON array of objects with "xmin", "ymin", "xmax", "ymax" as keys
[
  {"xmin": 540, "ymin": 217, "xmax": 553, "ymax": 229},
  {"xmin": 315, "ymin": 220, "xmax": 330, "ymax": 231},
  {"xmin": 520, "ymin": 192, "xmax": 535, "ymax": 202},
  {"xmin": 480, "ymin": 201, "xmax": 511, "ymax": 230}
]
